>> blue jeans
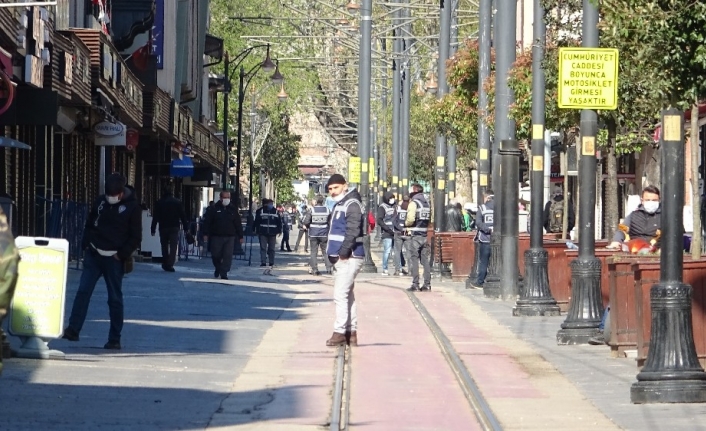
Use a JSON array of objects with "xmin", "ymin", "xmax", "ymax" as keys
[
  {"xmin": 476, "ymin": 241, "xmax": 491, "ymax": 285},
  {"xmin": 67, "ymin": 249, "xmax": 125, "ymax": 342},
  {"xmin": 381, "ymin": 238, "xmax": 393, "ymax": 271}
]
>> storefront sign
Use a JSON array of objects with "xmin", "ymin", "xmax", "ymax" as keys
[
  {"xmin": 94, "ymin": 120, "xmax": 126, "ymax": 146},
  {"xmin": 9, "ymin": 237, "xmax": 69, "ymax": 339},
  {"xmin": 153, "ymin": 0, "xmax": 164, "ymax": 69}
]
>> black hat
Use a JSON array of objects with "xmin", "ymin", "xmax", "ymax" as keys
[
  {"xmin": 105, "ymin": 173, "xmax": 126, "ymax": 196},
  {"xmin": 326, "ymin": 174, "xmax": 346, "ymax": 188}
]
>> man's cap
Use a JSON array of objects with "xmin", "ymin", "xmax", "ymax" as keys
[
  {"xmin": 383, "ymin": 191, "xmax": 394, "ymax": 200},
  {"xmin": 105, "ymin": 173, "xmax": 126, "ymax": 196},
  {"xmin": 326, "ymin": 174, "xmax": 347, "ymax": 187},
  {"xmin": 262, "ymin": 198, "xmax": 271, "ymax": 204}
]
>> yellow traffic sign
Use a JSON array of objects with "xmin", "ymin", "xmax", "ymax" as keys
[
  {"xmin": 348, "ymin": 156, "xmax": 361, "ymax": 183},
  {"xmin": 558, "ymin": 48, "xmax": 619, "ymax": 110}
]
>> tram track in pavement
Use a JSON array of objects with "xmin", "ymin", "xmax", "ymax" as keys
[
  {"xmin": 329, "ymin": 344, "xmax": 351, "ymax": 431},
  {"xmin": 367, "ymin": 280, "xmax": 504, "ymax": 431}
]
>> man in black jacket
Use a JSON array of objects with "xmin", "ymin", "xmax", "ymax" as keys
[
  {"xmin": 376, "ymin": 191, "xmax": 396, "ymax": 275},
  {"xmin": 63, "ymin": 173, "xmax": 142, "ymax": 350},
  {"xmin": 150, "ymin": 188, "xmax": 188, "ymax": 272},
  {"xmin": 444, "ymin": 199, "xmax": 464, "ymax": 232},
  {"xmin": 203, "ymin": 191, "xmax": 244, "ymax": 280}
]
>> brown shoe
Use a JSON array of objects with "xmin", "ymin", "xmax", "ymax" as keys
[
  {"xmin": 346, "ymin": 331, "xmax": 358, "ymax": 347},
  {"xmin": 326, "ymin": 332, "xmax": 347, "ymax": 347}
]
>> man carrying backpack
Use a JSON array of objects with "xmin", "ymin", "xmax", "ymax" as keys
[{"xmin": 543, "ymin": 186, "xmax": 575, "ymax": 235}]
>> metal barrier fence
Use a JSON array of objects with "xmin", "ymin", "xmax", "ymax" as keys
[
  {"xmin": 41, "ymin": 198, "xmax": 89, "ymax": 269},
  {"xmin": 178, "ymin": 222, "xmax": 254, "ymax": 266}
]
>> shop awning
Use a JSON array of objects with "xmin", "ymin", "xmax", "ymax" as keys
[{"xmin": 170, "ymin": 157, "xmax": 194, "ymax": 178}]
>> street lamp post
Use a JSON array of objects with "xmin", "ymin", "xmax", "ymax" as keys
[{"xmin": 356, "ymin": 0, "xmax": 377, "ymax": 273}]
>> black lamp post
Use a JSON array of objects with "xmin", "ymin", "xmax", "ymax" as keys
[{"xmin": 220, "ymin": 44, "xmax": 276, "ymax": 196}]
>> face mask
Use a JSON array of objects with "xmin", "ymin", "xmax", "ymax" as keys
[
  {"xmin": 643, "ymin": 201, "xmax": 659, "ymax": 214},
  {"xmin": 389, "ymin": 198, "xmax": 395, "ymax": 205},
  {"xmin": 268, "ymin": 203, "xmax": 274, "ymax": 209},
  {"xmin": 106, "ymin": 195, "xmax": 120, "ymax": 204},
  {"xmin": 333, "ymin": 193, "xmax": 345, "ymax": 202},
  {"xmin": 222, "ymin": 199, "xmax": 231, "ymax": 206}
]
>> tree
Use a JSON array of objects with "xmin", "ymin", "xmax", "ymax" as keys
[{"xmin": 256, "ymin": 105, "xmax": 302, "ymax": 201}]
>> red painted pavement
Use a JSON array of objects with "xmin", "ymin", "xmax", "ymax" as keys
[{"xmin": 350, "ymin": 282, "xmax": 483, "ymax": 431}]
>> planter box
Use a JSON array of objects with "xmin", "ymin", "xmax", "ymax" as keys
[{"xmin": 606, "ymin": 254, "xmax": 650, "ymax": 356}]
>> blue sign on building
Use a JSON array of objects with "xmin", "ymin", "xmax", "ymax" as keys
[{"xmin": 152, "ymin": 0, "xmax": 164, "ymax": 69}]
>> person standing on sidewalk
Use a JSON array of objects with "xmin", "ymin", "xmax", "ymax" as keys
[
  {"xmin": 393, "ymin": 194, "xmax": 410, "ymax": 276},
  {"xmin": 325, "ymin": 174, "xmax": 364, "ymax": 347},
  {"xmin": 150, "ymin": 188, "xmax": 188, "ymax": 272},
  {"xmin": 376, "ymin": 191, "xmax": 396, "ymax": 275},
  {"xmin": 303, "ymin": 195, "xmax": 332, "ymax": 275},
  {"xmin": 279, "ymin": 205, "xmax": 293, "ymax": 251},
  {"xmin": 253, "ymin": 198, "xmax": 281, "ymax": 267},
  {"xmin": 63, "ymin": 173, "xmax": 142, "ymax": 350},
  {"xmin": 405, "ymin": 184, "xmax": 432, "ymax": 292},
  {"xmin": 293, "ymin": 205, "xmax": 310, "ymax": 253},
  {"xmin": 202, "ymin": 191, "xmax": 244, "ymax": 280},
  {"xmin": 470, "ymin": 190, "xmax": 494, "ymax": 289}
]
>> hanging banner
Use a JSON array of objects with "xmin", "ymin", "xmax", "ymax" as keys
[{"xmin": 9, "ymin": 237, "xmax": 69, "ymax": 339}]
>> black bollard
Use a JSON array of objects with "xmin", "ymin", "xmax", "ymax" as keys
[
  {"xmin": 482, "ymin": 233, "xmax": 502, "ymax": 298},
  {"xmin": 499, "ymin": 139, "xmax": 520, "ymax": 300},
  {"xmin": 630, "ymin": 109, "xmax": 706, "ymax": 403}
]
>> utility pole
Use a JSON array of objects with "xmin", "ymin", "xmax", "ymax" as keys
[
  {"xmin": 391, "ymin": 0, "xmax": 401, "ymax": 200},
  {"xmin": 513, "ymin": 0, "xmax": 559, "ymax": 316},
  {"xmin": 357, "ymin": 0, "xmax": 377, "ymax": 273},
  {"xmin": 434, "ymin": 0, "xmax": 452, "ymax": 233},
  {"xmin": 400, "ymin": 7, "xmax": 411, "ymax": 193},
  {"xmin": 557, "ymin": 0, "xmax": 602, "ymax": 344},
  {"xmin": 484, "ymin": 0, "xmax": 517, "ymax": 299},
  {"xmin": 467, "ymin": 0, "xmax": 492, "ymax": 288}
]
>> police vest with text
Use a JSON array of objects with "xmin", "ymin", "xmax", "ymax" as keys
[
  {"xmin": 476, "ymin": 203, "xmax": 494, "ymax": 243},
  {"xmin": 381, "ymin": 203, "xmax": 395, "ymax": 229},
  {"xmin": 309, "ymin": 205, "xmax": 330, "ymax": 237},
  {"xmin": 393, "ymin": 205, "xmax": 407, "ymax": 233},
  {"xmin": 408, "ymin": 195, "xmax": 431, "ymax": 236},
  {"xmin": 258, "ymin": 208, "xmax": 280, "ymax": 236},
  {"xmin": 326, "ymin": 198, "xmax": 365, "ymax": 258}
]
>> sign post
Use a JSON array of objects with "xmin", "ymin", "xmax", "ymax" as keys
[{"xmin": 9, "ymin": 237, "xmax": 68, "ymax": 359}]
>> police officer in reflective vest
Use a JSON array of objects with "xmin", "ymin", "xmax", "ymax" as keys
[
  {"xmin": 376, "ymin": 191, "xmax": 396, "ymax": 275},
  {"xmin": 471, "ymin": 189, "xmax": 494, "ymax": 289},
  {"xmin": 303, "ymin": 195, "xmax": 332, "ymax": 275},
  {"xmin": 405, "ymin": 184, "xmax": 432, "ymax": 291},
  {"xmin": 325, "ymin": 174, "xmax": 364, "ymax": 347},
  {"xmin": 393, "ymin": 194, "xmax": 410, "ymax": 276},
  {"xmin": 253, "ymin": 198, "xmax": 282, "ymax": 267}
]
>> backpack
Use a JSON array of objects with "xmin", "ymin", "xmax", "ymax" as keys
[{"xmin": 548, "ymin": 200, "xmax": 564, "ymax": 233}]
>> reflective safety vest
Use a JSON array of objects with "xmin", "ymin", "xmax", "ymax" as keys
[
  {"xmin": 257, "ymin": 207, "xmax": 280, "ymax": 236},
  {"xmin": 393, "ymin": 205, "xmax": 407, "ymax": 233},
  {"xmin": 309, "ymin": 205, "xmax": 330, "ymax": 237},
  {"xmin": 326, "ymin": 196, "xmax": 364, "ymax": 258},
  {"xmin": 408, "ymin": 195, "xmax": 431, "ymax": 236},
  {"xmin": 381, "ymin": 203, "xmax": 395, "ymax": 228}
]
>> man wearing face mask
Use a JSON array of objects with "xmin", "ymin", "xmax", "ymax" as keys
[
  {"xmin": 607, "ymin": 185, "xmax": 662, "ymax": 249},
  {"xmin": 202, "ymin": 191, "xmax": 244, "ymax": 280},
  {"xmin": 405, "ymin": 184, "xmax": 432, "ymax": 291},
  {"xmin": 325, "ymin": 174, "xmax": 365, "ymax": 347},
  {"xmin": 62, "ymin": 173, "xmax": 142, "ymax": 350},
  {"xmin": 376, "ymin": 191, "xmax": 396, "ymax": 275},
  {"xmin": 253, "ymin": 198, "xmax": 282, "ymax": 267}
]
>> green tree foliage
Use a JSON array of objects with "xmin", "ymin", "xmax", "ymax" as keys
[{"xmin": 257, "ymin": 104, "xmax": 302, "ymax": 196}]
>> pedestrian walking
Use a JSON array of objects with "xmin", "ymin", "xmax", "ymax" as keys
[
  {"xmin": 376, "ymin": 191, "xmax": 396, "ymax": 275},
  {"xmin": 293, "ymin": 205, "xmax": 310, "ymax": 253},
  {"xmin": 470, "ymin": 190, "xmax": 494, "ymax": 289},
  {"xmin": 150, "ymin": 188, "xmax": 188, "ymax": 272},
  {"xmin": 405, "ymin": 184, "xmax": 432, "ymax": 291},
  {"xmin": 63, "ymin": 173, "xmax": 142, "ymax": 350},
  {"xmin": 393, "ymin": 194, "xmax": 410, "ymax": 276},
  {"xmin": 279, "ymin": 205, "xmax": 293, "ymax": 251},
  {"xmin": 253, "ymin": 198, "xmax": 281, "ymax": 266},
  {"xmin": 202, "ymin": 191, "xmax": 244, "ymax": 280},
  {"xmin": 303, "ymin": 195, "xmax": 332, "ymax": 275},
  {"xmin": 325, "ymin": 174, "xmax": 364, "ymax": 347}
]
